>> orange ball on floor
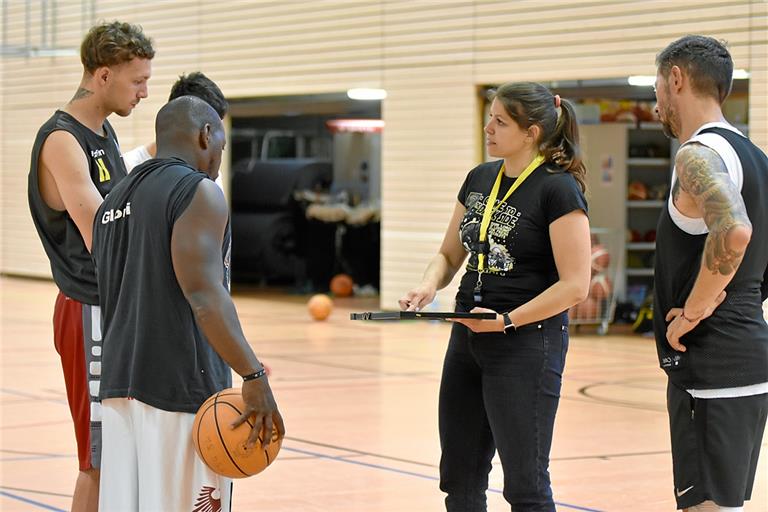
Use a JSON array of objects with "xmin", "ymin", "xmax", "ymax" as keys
[
  {"xmin": 308, "ymin": 294, "xmax": 333, "ymax": 321},
  {"xmin": 330, "ymin": 274, "xmax": 354, "ymax": 297}
]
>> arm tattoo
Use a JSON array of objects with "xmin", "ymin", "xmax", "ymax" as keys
[
  {"xmin": 671, "ymin": 177, "xmax": 681, "ymax": 203},
  {"xmin": 676, "ymin": 143, "xmax": 752, "ymax": 275},
  {"xmin": 69, "ymin": 87, "xmax": 93, "ymax": 103}
]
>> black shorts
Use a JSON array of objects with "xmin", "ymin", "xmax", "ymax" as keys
[{"xmin": 667, "ymin": 381, "xmax": 768, "ymax": 509}]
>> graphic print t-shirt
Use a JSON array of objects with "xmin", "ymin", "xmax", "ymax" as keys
[{"xmin": 456, "ymin": 160, "xmax": 587, "ymax": 311}]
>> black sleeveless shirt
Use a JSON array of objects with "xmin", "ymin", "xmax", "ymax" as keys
[
  {"xmin": 28, "ymin": 110, "xmax": 126, "ymax": 304},
  {"xmin": 92, "ymin": 158, "xmax": 232, "ymax": 413},
  {"xmin": 653, "ymin": 127, "xmax": 768, "ymax": 389}
]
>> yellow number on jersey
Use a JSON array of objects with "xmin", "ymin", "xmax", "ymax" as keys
[{"xmin": 96, "ymin": 157, "xmax": 111, "ymax": 183}]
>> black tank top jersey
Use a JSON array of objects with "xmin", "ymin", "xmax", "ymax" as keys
[
  {"xmin": 654, "ymin": 127, "xmax": 768, "ymax": 389},
  {"xmin": 28, "ymin": 110, "xmax": 127, "ymax": 304},
  {"xmin": 92, "ymin": 158, "xmax": 232, "ymax": 413}
]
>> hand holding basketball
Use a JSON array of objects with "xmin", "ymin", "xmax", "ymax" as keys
[
  {"xmin": 233, "ymin": 378, "xmax": 285, "ymax": 448},
  {"xmin": 193, "ymin": 385, "xmax": 285, "ymax": 479}
]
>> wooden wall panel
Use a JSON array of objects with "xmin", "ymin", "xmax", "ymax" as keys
[{"xmin": 1, "ymin": 0, "xmax": 765, "ymax": 311}]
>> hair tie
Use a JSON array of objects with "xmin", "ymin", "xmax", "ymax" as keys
[{"xmin": 554, "ymin": 94, "xmax": 561, "ymax": 109}]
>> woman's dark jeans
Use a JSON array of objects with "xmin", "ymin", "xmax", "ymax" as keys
[{"xmin": 438, "ymin": 312, "xmax": 568, "ymax": 512}]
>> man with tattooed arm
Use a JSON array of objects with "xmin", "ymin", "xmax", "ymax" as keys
[{"xmin": 652, "ymin": 35, "xmax": 768, "ymax": 512}]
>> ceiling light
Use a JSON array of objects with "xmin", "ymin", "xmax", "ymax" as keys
[
  {"xmin": 627, "ymin": 75, "xmax": 656, "ymax": 87},
  {"xmin": 733, "ymin": 69, "xmax": 750, "ymax": 80},
  {"xmin": 326, "ymin": 119, "xmax": 385, "ymax": 133},
  {"xmin": 347, "ymin": 88, "xmax": 387, "ymax": 100}
]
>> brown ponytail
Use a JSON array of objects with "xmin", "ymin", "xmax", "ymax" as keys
[
  {"xmin": 493, "ymin": 82, "xmax": 587, "ymax": 192},
  {"xmin": 543, "ymin": 98, "xmax": 586, "ymax": 192}
]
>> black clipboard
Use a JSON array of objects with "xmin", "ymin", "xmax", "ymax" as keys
[{"xmin": 350, "ymin": 311, "xmax": 496, "ymax": 321}]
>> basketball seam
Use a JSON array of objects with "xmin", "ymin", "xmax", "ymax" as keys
[
  {"xmin": 195, "ymin": 404, "xmax": 214, "ymax": 471},
  {"xmin": 223, "ymin": 402, "xmax": 262, "ymax": 444},
  {"xmin": 214, "ymin": 391, "xmax": 241, "ymax": 398},
  {"xmin": 212, "ymin": 392, "xmax": 250, "ymax": 477}
]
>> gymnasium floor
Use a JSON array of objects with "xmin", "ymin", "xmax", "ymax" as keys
[{"xmin": 1, "ymin": 276, "xmax": 765, "ymax": 511}]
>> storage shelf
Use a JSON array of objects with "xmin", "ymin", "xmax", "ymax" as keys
[
  {"xmin": 627, "ymin": 157, "xmax": 671, "ymax": 167},
  {"xmin": 626, "ymin": 268, "xmax": 655, "ymax": 277},
  {"xmin": 627, "ymin": 200, "xmax": 664, "ymax": 208},
  {"xmin": 627, "ymin": 242, "xmax": 656, "ymax": 250}
]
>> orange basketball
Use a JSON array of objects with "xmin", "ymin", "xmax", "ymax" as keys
[
  {"xmin": 628, "ymin": 181, "xmax": 648, "ymax": 200},
  {"xmin": 576, "ymin": 297, "xmax": 599, "ymax": 320},
  {"xmin": 192, "ymin": 388, "xmax": 282, "ymax": 478},
  {"xmin": 330, "ymin": 274, "xmax": 354, "ymax": 297},
  {"xmin": 308, "ymin": 294, "xmax": 333, "ymax": 321},
  {"xmin": 589, "ymin": 274, "xmax": 613, "ymax": 301},
  {"xmin": 591, "ymin": 244, "xmax": 611, "ymax": 274}
]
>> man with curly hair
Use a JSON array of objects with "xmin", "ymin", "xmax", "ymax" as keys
[{"xmin": 27, "ymin": 21, "xmax": 154, "ymax": 511}]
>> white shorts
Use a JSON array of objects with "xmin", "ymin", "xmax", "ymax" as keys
[{"xmin": 100, "ymin": 398, "xmax": 232, "ymax": 512}]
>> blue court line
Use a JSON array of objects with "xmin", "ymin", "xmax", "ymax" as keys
[
  {"xmin": 0, "ymin": 388, "xmax": 67, "ymax": 405},
  {"xmin": 0, "ymin": 490, "xmax": 66, "ymax": 512},
  {"xmin": 283, "ymin": 446, "xmax": 604, "ymax": 512},
  {"xmin": 0, "ymin": 448, "xmax": 602, "ymax": 511},
  {"xmin": 1, "ymin": 454, "xmax": 71, "ymax": 462}
]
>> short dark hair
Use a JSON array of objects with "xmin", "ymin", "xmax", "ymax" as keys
[
  {"xmin": 656, "ymin": 35, "xmax": 733, "ymax": 103},
  {"xmin": 169, "ymin": 72, "xmax": 228, "ymax": 119},
  {"xmin": 80, "ymin": 21, "xmax": 154, "ymax": 73}
]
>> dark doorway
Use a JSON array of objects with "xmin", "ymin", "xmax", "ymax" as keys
[{"xmin": 228, "ymin": 94, "xmax": 382, "ymax": 294}]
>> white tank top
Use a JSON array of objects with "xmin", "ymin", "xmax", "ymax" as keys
[
  {"xmin": 667, "ymin": 122, "xmax": 768, "ymax": 399},
  {"xmin": 668, "ymin": 122, "xmax": 744, "ymax": 235}
]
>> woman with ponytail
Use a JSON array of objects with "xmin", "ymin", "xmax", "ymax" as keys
[{"xmin": 399, "ymin": 82, "xmax": 591, "ymax": 511}]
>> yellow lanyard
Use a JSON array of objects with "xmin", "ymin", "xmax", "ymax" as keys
[{"xmin": 476, "ymin": 154, "xmax": 545, "ymax": 273}]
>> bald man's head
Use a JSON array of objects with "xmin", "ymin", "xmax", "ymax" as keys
[
  {"xmin": 155, "ymin": 95, "xmax": 226, "ymax": 178},
  {"xmin": 156, "ymin": 95, "xmax": 222, "ymax": 145}
]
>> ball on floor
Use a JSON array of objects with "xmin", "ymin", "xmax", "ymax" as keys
[
  {"xmin": 330, "ymin": 274, "xmax": 354, "ymax": 297},
  {"xmin": 308, "ymin": 294, "xmax": 333, "ymax": 321}
]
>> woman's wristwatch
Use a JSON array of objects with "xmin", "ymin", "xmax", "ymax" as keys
[{"xmin": 502, "ymin": 312, "xmax": 516, "ymax": 333}]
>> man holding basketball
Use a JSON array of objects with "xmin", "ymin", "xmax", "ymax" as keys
[
  {"xmin": 92, "ymin": 96, "xmax": 284, "ymax": 511},
  {"xmin": 653, "ymin": 35, "xmax": 768, "ymax": 511}
]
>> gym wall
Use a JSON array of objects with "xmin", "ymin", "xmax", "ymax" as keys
[{"xmin": 1, "ymin": 1, "xmax": 765, "ymax": 309}]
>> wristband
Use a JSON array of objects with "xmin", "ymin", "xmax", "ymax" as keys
[
  {"xmin": 242, "ymin": 367, "xmax": 267, "ymax": 381},
  {"xmin": 502, "ymin": 312, "xmax": 516, "ymax": 333}
]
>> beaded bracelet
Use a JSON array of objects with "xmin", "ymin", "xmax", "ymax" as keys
[{"xmin": 242, "ymin": 367, "xmax": 267, "ymax": 381}]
